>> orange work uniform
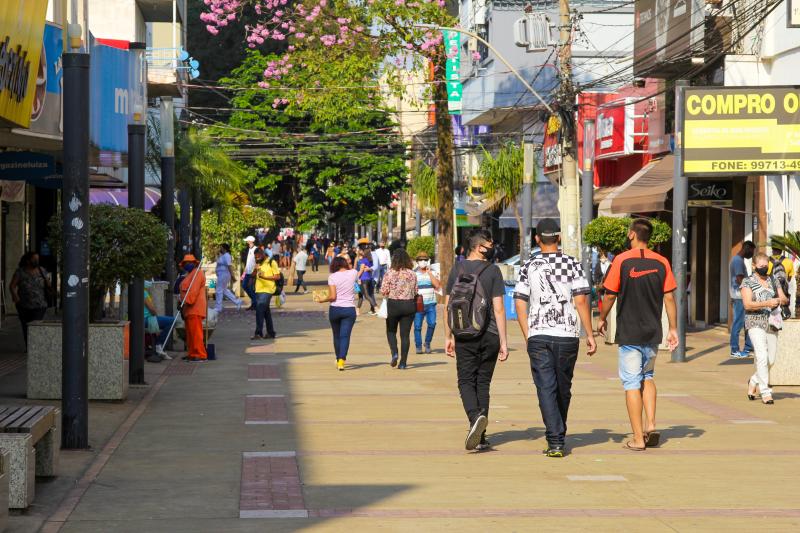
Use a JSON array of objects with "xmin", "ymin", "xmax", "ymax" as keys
[{"xmin": 180, "ymin": 268, "xmax": 208, "ymax": 360}]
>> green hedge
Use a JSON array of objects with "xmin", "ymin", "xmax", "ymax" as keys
[
  {"xmin": 583, "ymin": 216, "xmax": 671, "ymax": 254},
  {"xmin": 406, "ymin": 236, "xmax": 435, "ymax": 259}
]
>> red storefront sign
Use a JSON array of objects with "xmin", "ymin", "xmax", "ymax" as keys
[
  {"xmin": 542, "ymin": 114, "xmax": 562, "ymax": 175},
  {"xmin": 595, "ymin": 98, "xmax": 635, "ymax": 160}
]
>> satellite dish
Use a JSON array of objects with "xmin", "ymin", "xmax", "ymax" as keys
[
  {"xmin": 189, "ymin": 59, "xmax": 199, "ymax": 69},
  {"xmin": 178, "ymin": 49, "xmax": 189, "ymax": 61},
  {"xmin": 190, "ymin": 69, "xmax": 200, "ymax": 79}
]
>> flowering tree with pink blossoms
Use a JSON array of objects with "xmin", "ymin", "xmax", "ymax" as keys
[{"xmin": 201, "ymin": 0, "xmax": 463, "ymax": 279}]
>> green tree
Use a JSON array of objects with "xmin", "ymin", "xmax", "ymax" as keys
[
  {"xmin": 406, "ymin": 236, "xmax": 435, "ymax": 259},
  {"xmin": 584, "ymin": 217, "xmax": 671, "ymax": 254},
  {"xmin": 412, "ymin": 159, "xmax": 438, "ymax": 216},
  {"xmin": 201, "ymin": 206, "xmax": 275, "ymax": 261},
  {"xmin": 478, "ymin": 142, "xmax": 527, "ymax": 254}
]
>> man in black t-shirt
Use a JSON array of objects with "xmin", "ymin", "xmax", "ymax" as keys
[{"xmin": 444, "ymin": 229, "xmax": 508, "ymax": 452}]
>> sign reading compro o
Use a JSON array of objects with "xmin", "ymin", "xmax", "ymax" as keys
[
  {"xmin": 682, "ymin": 86, "xmax": 800, "ymax": 175},
  {"xmin": 0, "ymin": 0, "xmax": 49, "ymax": 129}
]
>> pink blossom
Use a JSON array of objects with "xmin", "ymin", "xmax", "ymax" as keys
[{"xmin": 206, "ymin": 25, "xmax": 219, "ymax": 35}]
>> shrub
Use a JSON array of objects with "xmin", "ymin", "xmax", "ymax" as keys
[
  {"xmin": 201, "ymin": 206, "xmax": 274, "ymax": 261},
  {"xmin": 583, "ymin": 216, "xmax": 671, "ymax": 254},
  {"xmin": 49, "ymin": 205, "xmax": 169, "ymax": 321},
  {"xmin": 406, "ymin": 236, "xmax": 435, "ymax": 260}
]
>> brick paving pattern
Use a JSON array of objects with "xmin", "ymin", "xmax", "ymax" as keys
[
  {"xmin": 239, "ymin": 452, "xmax": 306, "ymax": 518},
  {"xmin": 247, "ymin": 364, "xmax": 280, "ymax": 381},
  {"xmin": 245, "ymin": 395, "xmax": 289, "ymax": 424}
]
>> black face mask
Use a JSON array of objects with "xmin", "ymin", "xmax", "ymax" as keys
[
  {"xmin": 480, "ymin": 245, "xmax": 495, "ymax": 261},
  {"xmin": 755, "ymin": 266, "xmax": 769, "ymax": 277},
  {"xmin": 623, "ymin": 236, "xmax": 632, "ymax": 250}
]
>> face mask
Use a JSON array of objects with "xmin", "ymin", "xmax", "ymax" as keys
[
  {"xmin": 184, "ymin": 263, "xmax": 196, "ymax": 272},
  {"xmin": 623, "ymin": 235, "xmax": 632, "ymax": 250},
  {"xmin": 600, "ymin": 257, "xmax": 608, "ymax": 263},
  {"xmin": 755, "ymin": 266, "xmax": 769, "ymax": 277},
  {"xmin": 31, "ymin": 259, "xmax": 40, "ymax": 267},
  {"xmin": 480, "ymin": 246, "xmax": 495, "ymax": 261},
  {"xmin": 417, "ymin": 260, "xmax": 429, "ymax": 269}
]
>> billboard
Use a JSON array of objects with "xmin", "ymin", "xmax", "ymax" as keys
[
  {"xmin": 595, "ymin": 99, "xmax": 635, "ymax": 160},
  {"xmin": 0, "ymin": 0, "xmax": 48, "ymax": 128},
  {"xmin": 27, "ymin": 22, "xmax": 63, "ymax": 138},
  {"xmin": 682, "ymin": 86, "xmax": 800, "ymax": 175},
  {"xmin": 633, "ymin": 0, "xmax": 704, "ymax": 78}
]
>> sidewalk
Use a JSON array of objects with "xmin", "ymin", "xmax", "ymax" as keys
[{"xmin": 7, "ymin": 269, "xmax": 800, "ymax": 531}]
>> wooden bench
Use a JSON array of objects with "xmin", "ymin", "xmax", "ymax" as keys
[{"xmin": 0, "ymin": 406, "xmax": 60, "ymax": 509}]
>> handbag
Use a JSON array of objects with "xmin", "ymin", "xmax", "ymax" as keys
[
  {"xmin": 377, "ymin": 298, "xmax": 388, "ymax": 319},
  {"xmin": 768, "ymin": 277, "xmax": 785, "ymax": 330},
  {"xmin": 415, "ymin": 294, "xmax": 424, "ymax": 313}
]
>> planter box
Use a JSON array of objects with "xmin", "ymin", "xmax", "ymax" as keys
[
  {"xmin": 149, "ymin": 281, "xmax": 169, "ymax": 316},
  {"xmin": 27, "ymin": 321, "xmax": 130, "ymax": 401},
  {"xmin": 770, "ymin": 319, "xmax": 800, "ymax": 386}
]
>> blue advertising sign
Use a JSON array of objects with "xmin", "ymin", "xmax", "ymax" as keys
[
  {"xmin": 90, "ymin": 36, "xmax": 136, "ymax": 166},
  {"xmin": 0, "ymin": 152, "xmax": 60, "ymax": 189},
  {"xmin": 28, "ymin": 22, "xmax": 63, "ymax": 137}
]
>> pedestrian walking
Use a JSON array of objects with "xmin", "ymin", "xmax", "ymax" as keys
[
  {"xmin": 325, "ymin": 243, "xmax": 335, "ymax": 265},
  {"xmin": 513, "ymin": 219, "xmax": 597, "ymax": 457},
  {"xmin": 743, "ymin": 253, "xmax": 789, "ymax": 405},
  {"xmin": 380, "ymin": 248, "xmax": 418, "ymax": 369},
  {"xmin": 242, "ymin": 236, "xmax": 258, "ymax": 310},
  {"xmin": 292, "ymin": 247, "xmax": 309, "ymax": 294},
  {"xmin": 729, "ymin": 241, "xmax": 756, "ymax": 358},
  {"xmin": 444, "ymin": 229, "xmax": 508, "ymax": 451},
  {"xmin": 356, "ymin": 247, "xmax": 378, "ymax": 314},
  {"xmin": 315, "ymin": 256, "xmax": 359, "ymax": 371},
  {"xmin": 214, "ymin": 243, "xmax": 243, "ymax": 314},
  {"xmin": 252, "ymin": 249, "xmax": 281, "ymax": 340},
  {"xmin": 9, "ymin": 252, "xmax": 52, "ymax": 348},
  {"xmin": 598, "ymin": 218, "xmax": 679, "ymax": 452},
  {"xmin": 413, "ymin": 251, "xmax": 440, "ymax": 354},
  {"xmin": 178, "ymin": 254, "xmax": 208, "ymax": 362},
  {"xmin": 375, "ymin": 241, "xmax": 391, "ymax": 287}
]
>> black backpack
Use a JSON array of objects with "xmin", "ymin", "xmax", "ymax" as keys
[
  {"xmin": 447, "ymin": 262, "xmax": 492, "ymax": 340},
  {"xmin": 271, "ymin": 259, "xmax": 285, "ymax": 295}
]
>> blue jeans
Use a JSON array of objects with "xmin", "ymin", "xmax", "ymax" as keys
[
  {"xmin": 528, "ymin": 335, "xmax": 579, "ymax": 447},
  {"xmin": 329, "ymin": 306, "xmax": 357, "ymax": 360},
  {"xmin": 730, "ymin": 298, "xmax": 753, "ymax": 353},
  {"xmin": 414, "ymin": 303, "xmax": 437, "ymax": 348},
  {"xmin": 618, "ymin": 344, "xmax": 659, "ymax": 390},
  {"xmin": 155, "ymin": 316, "xmax": 173, "ymax": 346},
  {"xmin": 255, "ymin": 292, "xmax": 275, "ymax": 337},
  {"xmin": 243, "ymin": 273, "xmax": 258, "ymax": 307}
]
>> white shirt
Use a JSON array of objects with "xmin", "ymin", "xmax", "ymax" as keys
[
  {"xmin": 245, "ymin": 246, "xmax": 256, "ymax": 274},
  {"xmin": 376, "ymin": 248, "xmax": 391, "ymax": 266},
  {"xmin": 371, "ymin": 250, "xmax": 380, "ymax": 269},
  {"xmin": 294, "ymin": 250, "xmax": 309, "ymax": 271}
]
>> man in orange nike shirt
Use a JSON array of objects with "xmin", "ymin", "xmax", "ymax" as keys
[{"xmin": 598, "ymin": 218, "xmax": 678, "ymax": 452}]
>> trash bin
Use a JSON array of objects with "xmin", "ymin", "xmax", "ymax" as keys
[{"xmin": 504, "ymin": 284, "xmax": 517, "ymax": 320}]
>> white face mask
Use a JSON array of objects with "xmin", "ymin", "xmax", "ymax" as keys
[{"xmin": 417, "ymin": 260, "xmax": 429, "ymax": 269}]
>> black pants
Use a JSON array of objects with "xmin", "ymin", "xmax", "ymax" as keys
[
  {"xmin": 528, "ymin": 335, "xmax": 579, "ymax": 448},
  {"xmin": 455, "ymin": 333, "xmax": 500, "ymax": 425},
  {"xmin": 294, "ymin": 270, "xmax": 307, "ymax": 292},
  {"xmin": 19, "ymin": 307, "xmax": 47, "ymax": 348},
  {"xmin": 358, "ymin": 279, "xmax": 377, "ymax": 311},
  {"xmin": 386, "ymin": 298, "xmax": 416, "ymax": 364}
]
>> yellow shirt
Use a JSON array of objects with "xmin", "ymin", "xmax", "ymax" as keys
[
  {"xmin": 255, "ymin": 259, "xmax": 281, "ymax": 294},
  {"xmin": 767, "ymin": 255, "xmax": 795, "ymax": 280}
]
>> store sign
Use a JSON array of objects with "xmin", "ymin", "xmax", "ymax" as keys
[
  {"xmin": 443, "ymin": 30, "xmax": 462, "ymax": 115},
  {"xmin": 27, "ymin": 22, "xmax": 63, "ymax": 138},
  {"xmin": 688, "ymin": 181, "xmax": 732, "ymax": 207},
  {"xmin": 542, "ymin": 115, "xmax": 562, "ymax": 175},
  {"xmin": 595, "ymin": 100, "xmax": 635, "ymax": 160},
  {"xmin": 0, "ymin": 151, "xmax": 60, "ymax": 189},
  {"xmin": 0, "ymin": 0, "xmax": 48, "ymax": 128},
  {"xmin": 633, "ymin": 0, "xmax": 704, "ymax": 78},
  {"xmin": 682, "ymin": 86, "xmax": 800, "ymax": 175}
]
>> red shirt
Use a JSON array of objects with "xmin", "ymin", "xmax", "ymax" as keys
[{"xmin": 603, "ymin": 247, "xmax": 676, "ymax": 345}]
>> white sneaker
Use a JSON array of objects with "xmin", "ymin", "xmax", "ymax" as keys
[{"xmin": 156, "ymin": 345, "xmax": 172, "ymax": 360}]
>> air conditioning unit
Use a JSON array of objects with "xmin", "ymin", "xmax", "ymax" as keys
[{"xmin": 514, "ymin": 13, "xmax": 551, "ymax": 52}]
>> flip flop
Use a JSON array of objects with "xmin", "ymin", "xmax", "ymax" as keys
[
  {"xmin": 644, "ymin": 431, "xmax": 661, "ymax": 448},
  {"xmin": 624, "ymin": 441, "xmax": 646, "ymax": 452}
]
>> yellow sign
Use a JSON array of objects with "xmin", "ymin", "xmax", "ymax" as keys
[
  {"xmin": 0, "ymin": 0, "xmax": 48, "ymax": 128},
  {"xmin": 683, "ymin": 86, "xmax": 800, "ymax": 175}
]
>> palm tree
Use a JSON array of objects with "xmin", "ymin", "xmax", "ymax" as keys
[
  {"xmin": 412, "ymin": 159, "xmax": 438, "ymax": 215},
  {"xmin": 478, "ymin": 142, "xmax": 529, "ymax": 254},
  {"xmin": 771, "ymin": 231, "xmax": 800, "ymax": 257}
]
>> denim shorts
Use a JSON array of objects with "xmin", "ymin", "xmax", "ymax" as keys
[{"xmin": 618, "ymin": 344, "xmax": 659, "ymax": 390}]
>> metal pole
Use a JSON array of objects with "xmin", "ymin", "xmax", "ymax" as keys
[
  {"xmin": 521, "ymin": 141, "xmax": 535, "ymax": 259},
  {"xmin": 61, "ymin": 51, "xmax": 90, "ymax": 449},
  {"xmin": 672, "ymin": 80, "xmax": 689, "ymax": 363},
  {"xmin": 178, "ymin": 189, "xmax": 191, "ymax": 254},
  {"xmin": 415, "ymin": 198, "xmax": 422, "ymax": 238},
  {"xmin": 160, "ymin": 98, "xmax": 175, "ymax": 345},
  {"xmin": 581, "ymin": 119, "xmax": 596, "ymax": 285},
  {"xmin": 192, "ymin": 187, "xmax": 202, "ymax": 260},
  {"xmin": 400, "ymin": 193, "xmax": 407, "ymax": 243},
  {"xmin": 128, "ymin": 123, "xmax": 146, "ymax": 384},
  {"xmin": 377, "ymin": 213, "xmax": 383, "ymax": 242}
]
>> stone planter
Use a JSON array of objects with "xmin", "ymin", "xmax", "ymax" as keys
[
  {"xmin": 149, "ymin": 281, "xmax": 169, "ymax": 316},
  {"xmin": 27, "ymin": 321, "xmax": 129, "ymax": 401},
  {"xmin": 770, "ymin": 319, "xmax": 800, "ymax": 386}
]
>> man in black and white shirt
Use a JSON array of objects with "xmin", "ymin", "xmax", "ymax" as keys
[{"xmin": 514, "ymin": 219, "xmax": 597, "ymax": 457}]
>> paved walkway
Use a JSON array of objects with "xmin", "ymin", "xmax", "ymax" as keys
[{"xmin": 9, "ymin": 270, "xmax": 800, "ymax": 531}]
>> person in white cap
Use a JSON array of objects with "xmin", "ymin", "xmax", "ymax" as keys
[{"xmin": 242, "ymin": 236, "xmax": 258, "ymax": 310}]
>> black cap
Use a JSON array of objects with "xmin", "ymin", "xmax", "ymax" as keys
[{"xmin": 536, "ymin": 218, "xmax": 560, "ymax": 237}]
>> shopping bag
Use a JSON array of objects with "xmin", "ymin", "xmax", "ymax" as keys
[{"xmin": 377, "ymin": 298, "xmax": 388, "ymax": 319}]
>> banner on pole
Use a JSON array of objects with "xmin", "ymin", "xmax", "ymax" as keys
[{"xmin": 443, "ymin": 30, "xmax": 462, "ymax": 115}]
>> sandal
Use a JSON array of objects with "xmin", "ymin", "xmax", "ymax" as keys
[
  {"xmin": 624, "ymin": 441, "xmax": 646, "ymax": 452},
  {"xmin": 747, "ymin": 379, "xmax": 758, "ymax": 401},
  {"xmin": 644, "ymin": 431, "xmax": 661, "ymax": 448}
]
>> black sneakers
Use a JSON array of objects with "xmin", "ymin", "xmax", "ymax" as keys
[
  {"xmin": 542, "ymin": 445, "xmax": 565, "ymax": 458},
  {"xmin": 465, "ymin": 415, "xmax": 488, "ymax": 451}
]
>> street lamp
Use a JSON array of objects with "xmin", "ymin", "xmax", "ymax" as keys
[{"xmin": 160, "ymin": 97, "xmax": 176, "ymax": 344}]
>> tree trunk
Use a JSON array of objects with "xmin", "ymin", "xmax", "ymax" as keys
[{"xmin": 433, "ymin": 50, "xmax": 455, "ymax": 285}]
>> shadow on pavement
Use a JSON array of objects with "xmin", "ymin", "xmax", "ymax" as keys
[
  {"xmin": 660, "ymin": 424, "xmax": 706, "ymax": 445},
  {"xmin": 489, "ymin": 427, "xmax": 544, "ymax": 446},
  {"xmin": 568, "ymin": 428, "xmax": 627, "ymax": 449}
]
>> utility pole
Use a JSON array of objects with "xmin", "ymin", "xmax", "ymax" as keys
[
  {"xmin": 521, "ymin": 141, "xmax": 535, "ymax": 259},
  {"xmin": 127, "ymin": 42, "xmax": 147, "ymax": 385},
  {"xmin": 178, "ymin": 190, "xmax": 191, "ymax": 254},
  {"xmin": 160, "ymin": 97, "xmax": 176, "ymax": 347},
  {"xmin": 61, "ymin": 13, "xmax": 90, "ymax": 449},
  {"xmin": 558, "ymin": 0, "xmax": 580, "ymax": 258},
  {"xmin": 581, "ymin": 118, "xmax": 595, "ymax": 285},
  {"xmin": 672, "ymin": 80, "xmax": 689, "ymax": 363},
  {"xmin": 400, "ymin": 192, "xmax": 407, "ymax": 243},
  {"xmin": 191, "ymin": 187, "xmax": 202, "ymax": 260},
  {"xmin": 377, "ymin": 213, "xmax": 383, "ymax": 242}
]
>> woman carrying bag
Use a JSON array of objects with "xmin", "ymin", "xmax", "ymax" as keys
[
  {"xmin": 380, "ymin": 248, "xmax": 418, "ymax": 369},
  {"xmin": 742, "ymin": 252, "xmax": 789, "ymax": 405},
  {"xmin": 314, "ymin": 256, "xmax": 358, "ymax": 371}
]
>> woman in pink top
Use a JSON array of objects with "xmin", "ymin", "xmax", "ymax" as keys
[
  {"xmin": 317, "ymin": 256, "xmax": 358, "ymax": 371},
  {"xmin": 381, "ymin": 248, "xmax": 418, "ymax": 369}
]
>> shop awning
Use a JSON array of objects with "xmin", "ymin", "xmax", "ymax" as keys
[
  {"xmin": 498, "ymin": 182, "xmax": 560, "ymax": 229},
  {"xmin": 90, "ymin": 187, "xmax": 162, "ymax": 211},
  {"xmin": 598, "ymin": 155, "xmax": 674, "ymax": 216},
  {"xmin": 592, "ymin": 186, "xmax": 620, "ymax": 205}
]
